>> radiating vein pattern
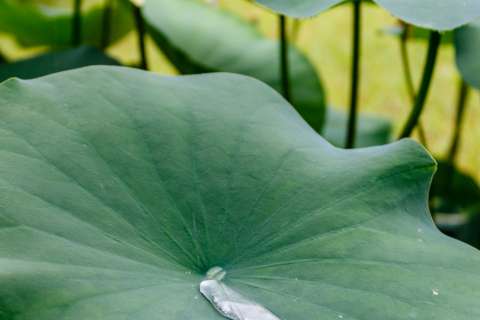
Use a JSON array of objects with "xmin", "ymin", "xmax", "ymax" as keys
[{"xmin": 0, "ymin": 66, "xmax": 479, "ymax": 320}]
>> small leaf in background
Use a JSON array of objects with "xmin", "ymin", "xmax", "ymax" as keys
[
  {"xmin": 430, "ymin": 161, "xmax": 480, "ymax": 214},
  {"xmin": 255, "ymin": 0, "xmax": 480, "ymax": 30},
  {"xmin": 1, "ymin": 67, "xmax": 480, "ymax": 319},
  {"xmin": 322, "ymin": 107, "xmax": 392, "ymax": 147},
  {"xmin": 0, "ymin": 0, "xmax": 133, "ymax": 48},
  {"xmin": 0, "ymin": 46, "xmax": 119, "ymax": 82},
  {"xmin": 455, "ymin": 19, "xmax": 480, "ymax": 90},
  {"xmin": 142, "ymin": 0, "xmax": 326, "ymax": 132},
  {"xmin": 459, "ymin": 209, "xmax": 480, "ymax": 249},
  {"xmin": 381, "ymin": 24, "xmax": 453, "ymax": 44},
  {"xmin": 255, "ymin": 0, "xmax": 343, "ymax": 19}
]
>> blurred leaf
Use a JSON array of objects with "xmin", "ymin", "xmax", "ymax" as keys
[
  {"xmin": 142, "ymin": 0, "xmax": 326, "ymax": 132},
  {"xmin": 0, "ymin": 46, "xmax": 119, "ymax": 82},
  {"xmin": 0, "ymin": 0, "xmax": 133, "ymax": 48},
  {"xmin": 322, "ymin": 107, "xmax": 392, "ymax": 148},
  {"xmin": 455, "ymin": 19, "xmax": 480, "ymax": 90},
  {"xmin": 430, "ymin": 161, "xmax": 480, "ymax": 214},
  {"xmin": 255, "ymin": 0, "xmax": 480, "ymax": 31},
  {"xmin": 381, "ymin": 24, "xmax": 453, "ymax": 44},
  {"xmin": 459, "ymin": 210, "xmax": 480, "ymax": 249},
  {"xmin": 1, "ymin": 66, "xmax": 480, "ymax": 319}
]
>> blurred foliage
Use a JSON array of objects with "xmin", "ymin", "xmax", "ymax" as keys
[
  {"xmin": 143, "ymin": 0, "xmax": 327, "ymax": 131},
  {"xmin": 0, "ymin": 0, "xmax": 133, "ymax": 48},
  {"xmin": 323, "ymin": 107, "xmax": 391, "ymax": 147},
  {"xmin": 0, "ymin": 46, "xmax": 119, "ymax": 81}
]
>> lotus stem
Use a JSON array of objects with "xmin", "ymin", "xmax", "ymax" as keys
[
  {"xmin": 345, "ymin": 0, "xmax": 362, "ymax": 148},
  {"xmin": 279, "ymin": 14, "xmax": 291, "ymax": 102},
  {"xmin": 447, "ymin": 79, "xmax": 470, "ymax": 165},
  {"xmin": 290, "ymin": 19, "xmax": 302, "ymax": 44},
  {"xmin": 132, "ymin": 3, "xmax": 148, "ymax": 70},
  {"xmin": 399, "ymin": 22, "xmax": 428, "ymax": 146},
  {"xmin": 72, "ymin": 0, "xmax": 82, "ymax": 46},
  {"xmin": 445, "ymin": 79, "xmax": 470, "ymax": 192},
  {"xmin": 101, "ymin": 0, "xmax": 114, "ymax": 49},
  {"xmin": 398, "ymin": 31, "xmax": 441, "ymax": 139},
  {"xmin": 0, "ymin": 51, "xmax": 6, "ymax": 64}
]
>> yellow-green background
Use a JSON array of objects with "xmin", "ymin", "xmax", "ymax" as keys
[{"xmin": 2, "ymin": 0, "xmax": 479, "ymax": 179}]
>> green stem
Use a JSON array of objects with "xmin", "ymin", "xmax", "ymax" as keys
[
  {"xmin": 345, "ymin": 0, "xmax": 362, "ymax": 148},
  {"xmin": 72, "ymin": 0, "xmax": 82, "ymax": 46},
  {"xmin": 445, "ymin": 79, "xmax": 470, "ymax": 193},
  {"xmin": 100, "ymin": 0, "xmax": 114, "ymax": 49},
  {"xmin": 447, "ymin": 80, "xmax": 470, "ymax": 165},
  {"xmin": 279, "ymin": 14, "xmax": 291, "ymax": 102},
  {"xmin": 290, "ymin": 19, "xmax": 302, "ymax": 44},
  {"xmin": 0, "ymin": 51, "xmax": 6, "ymax": 64},
  {"xmin": 399, "ymin": 23, "xmax": 428, "ymax": 146},
  {"xmin": 398, "ymin": 31, "xmax": 441, "ymax": 139},
  {"xmin": 400, "ymin": 25, "xmax": 415, "ymax": 101},
  {"xmin": 132, "ymin": 3, "xmax": 148, "ymax": 70}
]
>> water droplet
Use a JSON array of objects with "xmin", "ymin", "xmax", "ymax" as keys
[
  {"xmin": 338, "ymin": 315, "xmax": 344, "ymax": 319},
  {"xmin": 417, "ymin": 238, "xmax": 424, "ymax": 243},
  {"xmin": 206, "ymin": 266, "xmax": 226, "ymax": 281},
  {"xmin": 184, "ymin": 271, "xmax": 191, "ymax": 275},
  {"xmin": 417, "ymin": 227, "xmax": 423, "ymax": 233},
  {"xmin": 432, "ymin": 288, "xmax": 439, "ymax": 296},
  {"xmin": 200, "ymin": 279, "xmax": 280, "ymax": 320}
]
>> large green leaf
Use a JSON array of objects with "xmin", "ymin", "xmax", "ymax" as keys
[
  {"xmin": 0, "ymin": 0, "xmax": 133, "ymax": 48},
  {"xmin": 0, "ymin": 46, "xmax": 119, "ymax": 82},
  {"xmin": 1, "ymin": 66, "xmax": 480, "ymax": 319},
  {"xmin": 255, "ymin": 0, "xmax": 480, "ymax": 31},
  {"xmin": 142, "ymin": 0, "xmax": 326, "ymax": 131},
  {"xmin": 455, "ymin": 19, "xmax": 480, "ymax": 90},
  {"xmin": 322, "ymin": 107, "xmax": 391, "ymax": 147}
]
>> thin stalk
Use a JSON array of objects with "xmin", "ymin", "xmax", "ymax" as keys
[
  {"xmin": 345, "ymin": 0, "xmax": 362, "ymax": 148},
  {"xmin": 72, "ymin": 0, "xmax": 82, "ymax": 46},
  {"xmin": 400, "ymin": 24, "xmax": 415, "ymax": 101},
  {"xmin": 100, "ymin": 0, "xmax": 114, "ymax": 49},
  {"xmin": 399, "ymin": 23, "xmax": 428, "ymax": 146},
  {"xmin": 445, "ymin": 79, "xmax": 470, "ymax": 193},
  {"xmin": 0, "ymin": 51, "xmax": 6, "ymax": 64},
  {"xmin": 132, "ymin": 3, "xmax": 148, "ymax": 70},
  {"xmin": 290, "ymin": 19, "xmax": 302, "ymax": 44},
  {"xmin": 398, "ymin": 31, "xmax": 441, "ymax": 139},
  {"xmin": 447, "ymin": 80, "xmax": 470, "ymax": 165},
  {"xmin": 279, "ymin": 15, "xmax": 291, "ymax": 102}
]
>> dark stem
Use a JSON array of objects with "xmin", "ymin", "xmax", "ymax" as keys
[
  {"xmin": 399, "ymin": 23, "xmax": 428, "ymax": 146},
  {"xmin": 100, "ymin": 0, "xmax": 114, "ymax": 49},
  {"xmin": 447, "ymin": 80, "xmax": 470, "ymax": 165},
  {"xmin": 400, "ymin": 24, "xmax": 415, "ymax": 101},
  {"xmin": 279, "ymin": 14, "xmax": 291, "ymax": 102},
  {"xmin": 445, "ymin": 80, "xmax": 470, "ymax": 193},
  {"xmin": 72, "ymin": 0, "xmax": 82, "ymax": 46},
  {"xmin": 290, "ymin": 19, "xmax": 302, "ymax": 43},
  {"xmin": 398, "ymin": 31, "xmax": 441, "ymax": 139},
  {"xmin": 345, "ymin": 0, "xmax": 362, "ymax": 148},
  {"xmin": 0, "ymin": 51, "xmax": 6, "ymax": 64},
  {"xmin": 132, "ymin": 3, "xmax": 148, "ymax": 70}
]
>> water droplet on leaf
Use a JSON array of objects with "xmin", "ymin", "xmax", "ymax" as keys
[{"xmin": 200, "ymin": 278, "xmax": 280, "ymax": 320}]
